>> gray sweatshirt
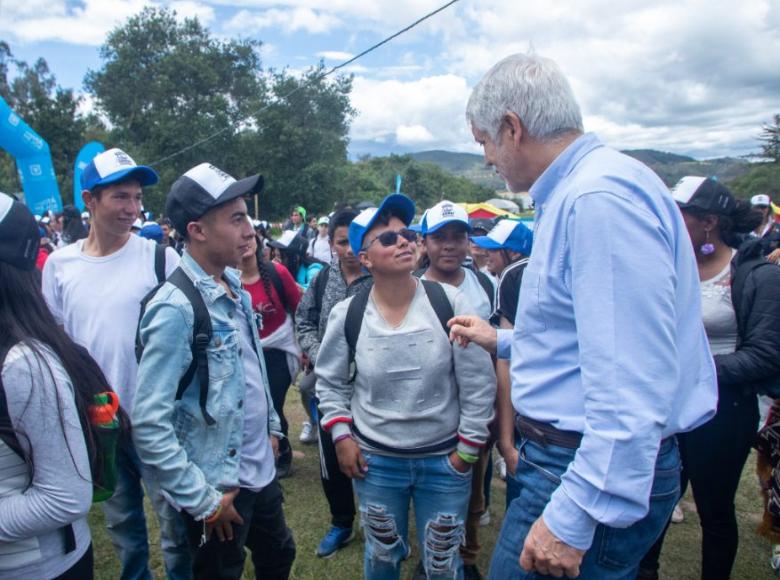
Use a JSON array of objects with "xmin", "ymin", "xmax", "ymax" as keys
[
  {"xmin": 316, "ymin": 281, "xmax": 496, "ymax": 457},
  {"xmin": 0, "ymin": 343, "xmax": 92, "ymax": 579}
]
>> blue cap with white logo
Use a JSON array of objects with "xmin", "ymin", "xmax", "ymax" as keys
[
  {"xmin": 348, "ymin": 193, "xmax": 416, "ymax": 255},
  {"xmin": 471, "ymin": 219, "xmax": 533, "ymax": 255},
  {"xmin": 80, "ymin": 148, "xmax": 159, "ymax": 192}
]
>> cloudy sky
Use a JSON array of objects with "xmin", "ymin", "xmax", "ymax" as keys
[{"xmin": 2, "ymin": 0, "xmax": 779, "ymax": 160}]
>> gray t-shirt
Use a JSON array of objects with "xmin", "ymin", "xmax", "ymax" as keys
[{"xmin": 234, "ymin": 303, "xmax": 276, "ymax": 491}]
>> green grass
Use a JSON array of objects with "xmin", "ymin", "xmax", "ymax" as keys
[{"xmin": 90, "ymin": 389, "xmax": 778, "ymax": 579}]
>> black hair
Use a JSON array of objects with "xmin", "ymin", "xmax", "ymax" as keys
[
  {"xmin": 328, "ymin": 209, "xmax": 358, "ymax": 239},
  {"xmin": 253, "ymin": 235, "xmax": 276, "ymax": 308},
  {"xmin": 61, "ymin": 205, "xmax": 88, "ymax": 244},
  {"xmin": 0, "ymin": 261, "xmax": 130, "ymax": 487},
  {"xmin": 685, "ymin": 200, "xmax": 763, "ymax": 249}
]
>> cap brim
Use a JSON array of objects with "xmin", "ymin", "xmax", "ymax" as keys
[
  {"xmin": 424, "ymin": 219, "xmax": 471, "ymax": 235},
  {"xmin": 94, "ymin": 165, "xmax": 159, "ymax": 188},
  {"xmin": 376, "ymin": 194, "xmax": 415, "ymax": 226},
  {"xmin": 470, "ymin": 235, "xmax": 503, "ymax": 249}
]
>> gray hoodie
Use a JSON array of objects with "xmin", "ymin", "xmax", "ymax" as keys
[{"xmin": 316, "ymin": 281, "xmax": 496, "ymax": 457}]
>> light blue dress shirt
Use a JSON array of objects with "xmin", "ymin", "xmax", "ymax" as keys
[{"xmin": 496, "ymin": 133, "xmax": 717, "ymax": 549}]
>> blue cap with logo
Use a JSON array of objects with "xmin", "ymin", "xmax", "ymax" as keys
[
  {"xmin": 81, "ymin": 148, "xmax": 159, "ymax": 192},
  {"xmin": 471, "ymin": 219, "xmax": 533, "ymax": 255},
  {"xmin": 348, "ymin": 193, "xmax": 416, "ymax": 255}
]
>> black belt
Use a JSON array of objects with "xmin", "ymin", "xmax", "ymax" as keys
[{"xmin": 515, "ymin": 415, "xmax": 583, "ymax": 449}]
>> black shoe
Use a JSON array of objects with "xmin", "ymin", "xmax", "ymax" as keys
[
  {"xmin": 411, "ymin": 561, "xmax": 426, "ymax": 580},
  {"xmin": 463, "ymin": 564, "xmax": 484, "ymax": 580}
]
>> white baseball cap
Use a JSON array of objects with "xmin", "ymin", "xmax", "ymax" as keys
[
  {"xmin": 751, "ymin": 194, "xmax": 771, "ymax": 206},
  {"xmin": 421, "ymin": 200, "xmax": 470, "ymax": 235}
]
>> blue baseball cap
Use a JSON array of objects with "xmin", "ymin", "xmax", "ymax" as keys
[
  {"xmin": 348, "ymin": 194, "xmax": 415, "ymax": 255},
  {"xmin": 139, "ymin": 222, "xmax": 164, "ymax": 243},
  {"xmin": 471, "ymin": 219, "xmax": 533, "ymax": 255},
  {"xmin": 421, "ymin": 200, "xmax": 471, "ymax": 235},
  {"xmin": 81, "ymin": 148, "xmax": 158, "ymax": 192}
]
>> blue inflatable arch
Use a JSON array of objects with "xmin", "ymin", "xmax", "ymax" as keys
[{"xmin": 0, "ymin": 95, "xmax": 62, "ymax": 215}]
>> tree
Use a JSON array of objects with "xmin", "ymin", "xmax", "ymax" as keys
[
  {"xmin": 85, "ymin": 7, "xmax": 267, "ymax": 211},
  {"xmin": 758, "ymin": 114, "xmax": 780, "ymax": 163},
  {"xmin": 0, "ymin": 41, "xmax": 102, "ymax": 202}
]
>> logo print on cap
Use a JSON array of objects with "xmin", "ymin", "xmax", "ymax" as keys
[
  {"xmin": 114, "ymin": 150, "xmax": 134, "ymax": 167},
  {"xmin": 208, "ymin": 164, "xmax": 232, "ymax": 182},
  {"xmin": 441, "ymin": 203, "xmax": 455, "ymax": 218}
]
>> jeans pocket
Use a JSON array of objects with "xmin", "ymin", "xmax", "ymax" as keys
[
  {"xmin": 443, "ymin": 454, "xmax": 472, "ymax": 478},
  {"xmin": 517, "ymin": 439, "xmax": 562, "ymax": 485}
]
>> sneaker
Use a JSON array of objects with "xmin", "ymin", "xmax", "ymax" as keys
[
  {"xmin": 671, "ymin": 503, "xmax": 684, "ymax": 524},
  {"xmin": 479, "ymin": 510, "xmax": 491, "ymax": 527},
  {"xmin": 464, "ymin": 564, "xmax": 485, "ymax": 580},
  {"xmin": 300, "ymin": 421, "xmax": 318, "ymax": 444},
  {"xmin": 316, "ymin": 525, "xmax": 354, "ymax": 558},
  {"xmin": 495, "ymin": 456, "xmax": 507, "ymax": 481},
  {"xmin": 771, "ymin": 544, "xmax": 780, "ymax": 573}
]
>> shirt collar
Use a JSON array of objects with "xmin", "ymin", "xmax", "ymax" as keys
[
  {"xmin": 529, "ymin": 133, "xmax": 603, "ymax": 205},
  {"xmin": 180, "ymin": 250, "xmax": 243, "ymax": 305}
]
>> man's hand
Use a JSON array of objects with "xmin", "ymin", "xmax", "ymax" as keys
[
  {"xmin": 519, "ymin": 517, "xmax": 586, "ymax": 578},
  {"xmin": 207, "ymin": 489, "xmax": 244, "ymax": 542},
  {"xmin": 271, "ymin": 436, "xmax": 279, "ymax": 460},
  {"xmin": 448, "ymin": 451, "xmax": 472, "ymax": 474},
  {"xmin": 448, "ymin": 315, "xmax": 498, "ymax": 353},
  {"xmin": 767, "ymin": 248, "xmax": 780, "ymax": 264},
  {"xmin": 335, "ymin": 437, "xmax": 368, "ymax": 479}
]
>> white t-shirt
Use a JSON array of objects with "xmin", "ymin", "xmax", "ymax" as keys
[
  {"xmin": 700, "ymin": 253, "xmax": 738, "ymax": 356},
  {"xmin": 308, "ymin": 235, "xmax": 332, "ymax": 263},
  {"xmin": 41, "ymin": 236, "xmax": 179, "ymax": 413},
  {"xmin": 422, "ymin": 268, "xmax": 492, "ymax": 321},
  {"xmin": 234, "ymin": 301, "xmax": 276, "ymax": 491}
]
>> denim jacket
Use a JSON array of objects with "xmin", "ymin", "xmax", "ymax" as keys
[{"xmin": 132, "ymin": 251, "xmax": 282, "ymax": 520}]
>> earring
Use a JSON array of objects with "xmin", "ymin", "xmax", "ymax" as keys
[{"xmin": 700, "ymin": 230, "xmax": 715, "ymax": 255}]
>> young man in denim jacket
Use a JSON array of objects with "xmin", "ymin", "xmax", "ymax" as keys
[{"xmin": 132, "ymin": 163, "xmax": 296, "ymax": 580}]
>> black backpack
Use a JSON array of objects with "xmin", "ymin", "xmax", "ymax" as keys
[{"xmin": 343, "ymin": 280, "xmax": 454, "ymax": 382}]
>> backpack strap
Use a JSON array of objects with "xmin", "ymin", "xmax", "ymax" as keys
[
  {"xmin": 473, "ymin": 270, "xmax": 495, "ymax": 311},
  {"xmin": 166, "ymin": 268, "xmax": 215, "ymax": 426},
  {"xmin": 261, "ymin": 261, "xmax": 289, "ymax": 314},
  {"xmin": 420, "ymin": 280, "xmax": 455, "ymax": 337},
  {"xmin": 344, "ymin": 285, "xmax": 372, "ymax": 383},
  {"xmin": 154, "ymin": 243, "xmax": 167, "ymax": 283},
  {"xmin": 313, "ymin": 265, "xmax": 331, "ymax": 312}
]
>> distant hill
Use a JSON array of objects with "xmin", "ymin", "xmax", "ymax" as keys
[{"xmin": 410, "ymin": 149, "xmax": 751, "ymax": 190}]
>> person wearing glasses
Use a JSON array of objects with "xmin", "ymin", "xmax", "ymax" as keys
[{"xmin": 315, "ymin": 194, "xmax": 496, "ymax": 580}]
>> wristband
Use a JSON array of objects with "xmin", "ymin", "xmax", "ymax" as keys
[
  {"xmin": 456, "ymin": 450, "xmax": 479, "ymax": 464},
  {"xmin": 333, "ymin": 433, "xmax": 353, "ymax": 445},
  {"xmin": 204, "ymin": 503, "xmax": 223, "ymax": 524}
]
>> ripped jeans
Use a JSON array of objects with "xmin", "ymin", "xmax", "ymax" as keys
[{"xmin": 353, "ymin": 452, "xmax": 472, "ymax": 580}]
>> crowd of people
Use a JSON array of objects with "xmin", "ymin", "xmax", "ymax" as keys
[{"xmin": 2, "ymin": 52, "xmax": 780, "ymax": 580}]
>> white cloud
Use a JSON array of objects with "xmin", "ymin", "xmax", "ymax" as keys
[
  {"xmin": 224, "ymin": 7, "xmax": 340, "ymax": 34},
  {"xmin": 395, "ymin": 124, "xmax": 434, "ymax": 145},
  {"xmin": 316, "ymin": 50, "xmax": 354, "ymax": 61},
  {"xmin": 170, "ymin": 1, "xmax": 216, "ymax": 24}
]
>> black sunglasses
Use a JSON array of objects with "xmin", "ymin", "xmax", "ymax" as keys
[{"xmin": 363, "ymin": 228, "xmax": 418, "ymax": 250}]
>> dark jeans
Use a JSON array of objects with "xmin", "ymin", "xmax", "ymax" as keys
[
  {"xmin": 317, "ymin": 400, "xmax": 356, "ymax": 529},
  {"xmin": 263, "ymin": 348, "xmax": 293, "ymax": 462},
  {"xmin": 489, "ymin": 436, "xmax": 680, "ymax": 579},
  {"xmin": 55, "ymin": 543, "xmax": 94, "ymax": 579},
  {"xmin": 181, "ymin": 481, "xmax": 295, "ymax": 580},
  {"xmin": 640, "ymin": 386, "xmax": 758, "ymax": 580}
]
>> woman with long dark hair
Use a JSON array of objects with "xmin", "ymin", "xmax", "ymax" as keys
[
  {"xmin": 59, "ymin": 205, "xmax": 88, "ymax": 246},
  {"xmin": 640, "ymin": 177, "xmax": 780, "ymax": 580},
  {"xmin": 0, "ymin": 193, "xmax": 127, "ymax": 579},
  {"xmin": 240, "ymin": 234, "xmax": 302, "ymax": 478}
]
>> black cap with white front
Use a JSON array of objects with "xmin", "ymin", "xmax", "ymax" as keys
[
  {"xmin": 166, "ymin": 163, "xmax": 264, "ymax": 235},
  {"xmin": 671, "ymin": 176, "xmax": 736, "ymax": 215},
  {"xmin": 0, "ymin": 192, "xmax": 40, "ymax": 271}
]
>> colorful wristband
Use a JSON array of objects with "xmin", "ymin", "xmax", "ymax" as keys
[{"xmin": 456, "ymin": 450, "xmax": 479, "ymax": 464}]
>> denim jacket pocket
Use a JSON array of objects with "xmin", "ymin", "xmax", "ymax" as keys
[{"xmin": 208, "ymin": 327, "xmax": 238, "ymax": 381}]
